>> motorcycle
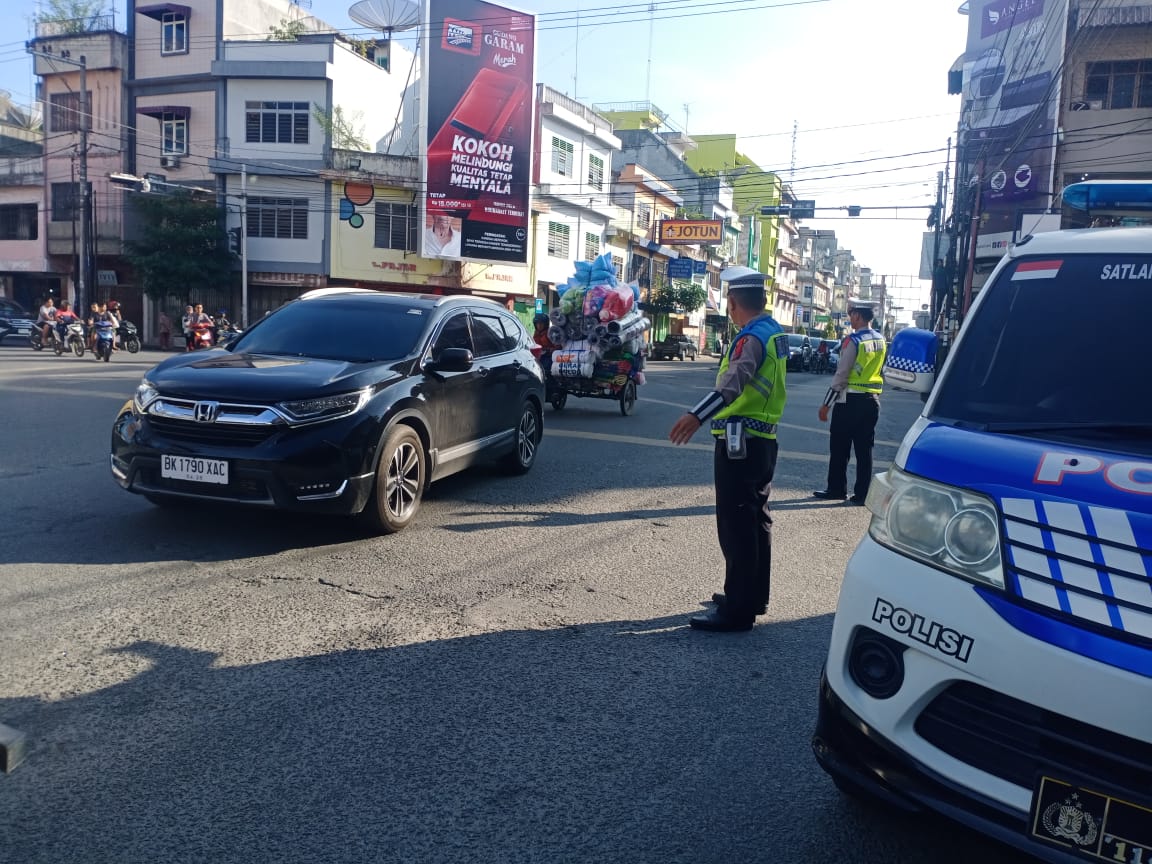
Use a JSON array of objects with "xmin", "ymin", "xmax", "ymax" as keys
[
  {"xmin": 188, "ymin": 323, "xmax": 215, "ymax": 351},
  {"xmin": 117, "ymin": 320, "xmax": 141, "ymax": 353},
  {"xmin": 215, "ymin": 320, "xmax": 242, "ymax": 346},
  {"xmin": 94, "ymin": 318, "xmax": 116, "ymax": 362},
  {"xmin": 30, "ymin": 321, "xmax": 86, "ymax": 357}
]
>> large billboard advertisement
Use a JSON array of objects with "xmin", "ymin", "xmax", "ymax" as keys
[
  {"xmin": 961, "ymin": 0, "xmax": 1068, "ymax": 242},
  {"xmin": 421, "ymin": 0, "xmax": 535, "ymax": 264}
]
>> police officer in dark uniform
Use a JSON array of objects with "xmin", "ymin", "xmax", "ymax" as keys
[
  {"xmin": 669, "ymin": 267, "xmax": 789, "ymax": 632},
  {"xmin": 814, "ymin": 303, "xmax": 886, "ymax": 504}
]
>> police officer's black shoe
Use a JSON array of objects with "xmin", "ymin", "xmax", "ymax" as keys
[
  {"xmin": 689, "ymin": 609, "xmax": 754, "ymax": 632},
  {"xmin": 813, "ymin": 490, "xmax": 848, "ymax": 500},
  {"xmin": 710, "ymin": 592, "xmax": 767, "ymax": 616},
  {"xmin": 849, "ymin": 494, "xmax": 867, "ymax": 505}
]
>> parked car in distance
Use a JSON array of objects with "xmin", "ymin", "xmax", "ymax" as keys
[
  {"xmin": 0, "ymin": 298, "xmax": 36, "ymax": 343},
  {"xmin": 784, "ymin": 333, "xmax": 814, "ymax": 371},
  {"xmin": 111, "ymin": 290, "xmax": 545, "ymax": 534},
  {"xmin": 651, "ymin": 333, "xmax": 698, "ymax": 361}
]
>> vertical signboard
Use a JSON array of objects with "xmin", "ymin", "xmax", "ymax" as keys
[
  {"xmin": 422, "ymin": 0, "xmax": 535, "ymax": 263},
  {"xmin": 961, "ymin": 0, "xmax": 1068, "ymax": 240}
]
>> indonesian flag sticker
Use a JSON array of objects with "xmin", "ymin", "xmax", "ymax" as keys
[{"xmin": 1012, "ymin": 259, "xmax": 1063, "ymax": 280}]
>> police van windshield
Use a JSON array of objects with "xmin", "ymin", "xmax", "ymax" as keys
[{"xmin": 929, "ymin": 253, "xmax": 1152, "ymax": 450}]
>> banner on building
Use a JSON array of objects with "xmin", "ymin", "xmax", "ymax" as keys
[
  {"xmin": 656, "ymin": 219, "xmax": 723, "ymax": 245},
  {"xmin": 421, "ymin": 0, "xmax": 536, "ymax": 264},
  {"xmin": 960, "ymin": 0, "xmax": 1068, "ymax": 239}
]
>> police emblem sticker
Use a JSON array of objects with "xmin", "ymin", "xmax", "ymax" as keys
[
  {"xmin": 1030, "ymin": 777, "xmax": 1152, "ymax": 862},
  {"xmin": 774, "ymin": 333, "xmax": 789, "ymax": 360}
]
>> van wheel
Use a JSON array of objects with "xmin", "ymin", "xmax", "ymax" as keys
[{"xmin": 361, "ymin": 425, "xmax": 425, "ymax": 534}]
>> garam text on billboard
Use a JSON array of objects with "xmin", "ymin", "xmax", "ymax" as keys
[{"xmin": 422, "ymin": 0, "xmax": 535, "ymax": 264}]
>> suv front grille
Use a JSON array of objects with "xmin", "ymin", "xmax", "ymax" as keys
[
  {"xmin": 999, "ymin": 497, "xmax": 1152, "ymax": 646},
  {"xmin": 145, "ymin": 397, "xmax": 284, "ymax": 447},
  {"xmin": 146, "ymin": 416, "xmax": 276, "ymax": 447},
  {"xmin": 915, "ymin": 682, "xmax": 1152, "ymax": 793}
]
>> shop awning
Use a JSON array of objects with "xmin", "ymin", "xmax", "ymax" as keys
[
  {"xmin": 136, "ymin": 3, "xmax": 190, "ymax": 21},
  {"xmin": 138, "ymin": 105, "xmax": 190, "ymax": 119}
]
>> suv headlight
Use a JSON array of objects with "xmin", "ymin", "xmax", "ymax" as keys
[
  {"xmin": 867, "ymin": 465, "xmax": 1004, "ymax": 589},
  {"xmin": 134, "ymin": 379, "xmax": 159, "ymax": 413},
  {"xmin": 277, "ymin": 388, "xmax": 371, "ymax": 424}
]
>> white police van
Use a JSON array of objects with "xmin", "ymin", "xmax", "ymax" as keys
[{"xmin": 813, "ymin": 180, "xmax": 1152, "ymax": 863}]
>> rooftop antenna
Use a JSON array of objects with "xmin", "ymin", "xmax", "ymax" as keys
[{"xmin": 645, "ymin": 3, "xmax": 655, "ymax": 104}]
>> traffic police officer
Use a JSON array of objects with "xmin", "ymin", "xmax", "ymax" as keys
[
  {"xmin": 669, "ymin": 267, "xmax": 789, "ymax": 632},
  {"xmin": 814, "ymin": 304, "xmax": 885, "ymax": 504}
]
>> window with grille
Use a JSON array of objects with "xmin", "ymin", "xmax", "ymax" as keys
[
  {"xmin": 50, "ymin": 182, "xmax": 79, "ymax": 222},
  {"xmin": 637, "ymin": 203, "xmax": 652, "ymax": 230},
  {"xmin": 373, "ymin": 202, "xmax": 418, "ymax": 251},
  {"xmin": 584, "ymin": 231, "xmax": 599, "ymax": 261},
  {"xmin": 162, "ymin": 12, "xmax": 187, "ymax": 54},
  {"xmin": 612, "ymin": 255, "xmax": 623, "ymax": 279},
  {"xmin": 1085, "ymin": 60, "xmax": 1152, "ymax": 109},
  {"xmin": 587, "ymin": 155, "xmax": 604, "ymax": 191},
  {"xmin": 161, "ymin": 114, "xmax": 187, "ymax": 154},
  {"xmin": 248, "ymin": 197, "xmax": 309, "ymax": 239},
  {"xmin": 0, "ymin": 205, "xmax": 37, "ymax": 240},
  {"xmin": 49, "ymin": 92, "xmax": 89, "ymax": 133},
  {"xmin": 551, "ymin": 137, "xmax": 574, "ymax": 177},
  {"xmin": 547, "ymin": 221, "xmax": 570, "ymax": 257},
  {"xmin": 245, "ymin": 101, "xmax": 311, "ymax": 144}
]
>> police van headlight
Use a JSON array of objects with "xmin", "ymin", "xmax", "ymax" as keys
[{"xmin": 867, "ymin": 466, "xmax": 1004, "ymax": 589}]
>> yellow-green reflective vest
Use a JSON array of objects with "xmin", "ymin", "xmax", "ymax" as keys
[
  {"xmin": 847, "ymin": 328, "xmax": 885, "ymax": 394},
  {"xmin": 711, "ymin": 316, "xmax": 788, "ymax": 440}
]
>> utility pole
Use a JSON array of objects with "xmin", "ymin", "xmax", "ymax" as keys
[
  {"xmin": 960, "ymin": 160, "xmax": 984, "ymax": 318},
  {"xmin": 78, "ymin": 55, "xmax": 89, "ymax": 313},
  {"xmin": 240, "ymin": 164, "xmax": 249, "ymax": 328}
]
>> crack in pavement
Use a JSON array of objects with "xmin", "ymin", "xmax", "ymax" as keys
[{"xmin": 317, "ymin": 578, "xmax": 393, "ymax": 600}]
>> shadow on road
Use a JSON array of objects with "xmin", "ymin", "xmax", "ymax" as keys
[{"xmin": 0, "ymin": 612, "xmax": 1019, "ymax": 864}]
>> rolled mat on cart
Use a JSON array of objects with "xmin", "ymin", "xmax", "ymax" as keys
[
  {"xmin": 549, "ymin": 310, "xmax": 567, "ymax": 326},
  {"xmin": 548, "ymin": 325, "xmax": 568, "ymax": 347}
]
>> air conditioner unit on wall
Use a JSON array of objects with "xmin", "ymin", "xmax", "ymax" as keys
[
  {"xmin": 1070, "ymin": 100, "xmax": 1103, "ymax": 111},
  {"xmin": 159, "ymin": 155, "xmax": 181, "ymax": 169}
]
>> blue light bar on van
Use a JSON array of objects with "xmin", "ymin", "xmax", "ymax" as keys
[{"xmin": 1061, "ymin": 180, "xmax": 1152, "ymax": 213}]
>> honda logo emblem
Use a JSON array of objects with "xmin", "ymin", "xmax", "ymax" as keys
[{"xmin": 193, "ymin": 401, "xmax": 220, "ymax": 423}]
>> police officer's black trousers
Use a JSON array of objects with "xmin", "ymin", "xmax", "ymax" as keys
[
  {"xmin": 827, "ymin": 393, "xmax": 881, "ymax": 499},
  {"xmin": 714, "ymin": 435, "xmax": 777, "ymax": 621}
]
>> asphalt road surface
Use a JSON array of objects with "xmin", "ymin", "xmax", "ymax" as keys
[{"xmin": 0, "ymin": 344, "xmax": 1022, "ymax": 864}]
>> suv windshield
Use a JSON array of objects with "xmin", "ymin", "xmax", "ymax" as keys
[
  {"xmin": 930, "ymin": 253, "xmax": 1152, "ymax": 439},
  {"xmin": 0, "ymin": 299, "xmax": 29, "ymax": 317},
  {"xmin": 231, "ymin": 297, "xmax": 429, "ymax": 362},
  {"xmin": 786, "ymin": 334, "xmax": 806, "ymax": 348}
]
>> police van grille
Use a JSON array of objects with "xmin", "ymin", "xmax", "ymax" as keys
[
  {"xmin": 915, "ymin": 682, "xmax": 1152, "ymax": 793},
  {"xmin": 999, "ymin": 497, "xmax": 1152, "ymax": 646}
]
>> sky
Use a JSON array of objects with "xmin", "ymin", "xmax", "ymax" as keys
[{"xmin": 0, "ymin": 0, "xmax": 969, "ymax": 319}]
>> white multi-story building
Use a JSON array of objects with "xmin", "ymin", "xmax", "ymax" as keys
[
  {"xmin": 127, "ymin": 0, "xmax": 413, "ymax": 321},
  {"xmin": 531, "ymin": 85, "xmax": 620, "ymax": 306}
]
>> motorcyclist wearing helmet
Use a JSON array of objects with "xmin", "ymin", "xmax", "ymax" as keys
[{"xmin": 54, "ymin": 302, "xmax": 79, "ymax": 345}]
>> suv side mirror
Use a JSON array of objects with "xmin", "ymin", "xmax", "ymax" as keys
[{"xmin": 428, "ymin": 347, "xmax": 473, "ymax": 373}]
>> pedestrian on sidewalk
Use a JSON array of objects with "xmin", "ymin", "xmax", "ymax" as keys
[
  {"xmin": 668, "ymin": 266, "xmax": 789, "ymax": 632},
  {"xmin": 814, "ymin": 304, "xmax": 886, "ymax": 504},
  {"xmin": 158, "ymin": 311, "xmax": 173, "ymax": 351}
]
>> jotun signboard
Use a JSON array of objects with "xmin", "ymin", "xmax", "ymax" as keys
[
  {"xmin": 656, "ymin": 219, "xmax": 724, "ymax": 245},
  {"xmin": 421, "ymin": 0, "xmax": 536, "ymax": 264}
]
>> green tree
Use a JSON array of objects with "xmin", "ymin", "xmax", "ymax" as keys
[
  {"xmin": 267, "ymin": 17, "xmax": 307, "ymax": 41},
  {"xmin": 125, "ymin": 194, "xmax": 235, "ymax": 301},
  {"xmin": 643, "ymin": 280, "xmax": 707, "ymax": 315},
  {"xmin": 33, "ymin": 0, "xmax": 104, "ymax": 33},
  {"xmin": 313, "ymin": 103, "xmax": 369, "ymax": 151}
]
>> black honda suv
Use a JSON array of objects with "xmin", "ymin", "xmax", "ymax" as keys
[{"xmin": 110, "ymin": 290, "xmax": 545, "ymax": 533}]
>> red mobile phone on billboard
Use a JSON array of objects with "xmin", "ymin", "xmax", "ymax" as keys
[{"xmin": 427, "ymin": 67, "xmax": 531, "ymax": 210}]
